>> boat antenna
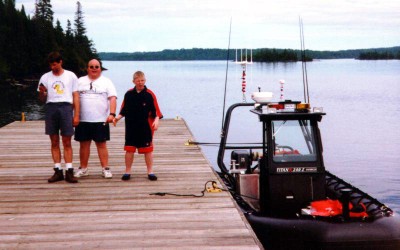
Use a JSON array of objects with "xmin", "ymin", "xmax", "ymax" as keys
[
  {"xmin": 299, "ymin": 16, "xmax": 310, "ymax": 104},
  {"xmin": 221, "ymin": 17, "xmax": 232, "ymax": 132}
]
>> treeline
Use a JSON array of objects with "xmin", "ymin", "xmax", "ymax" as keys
[
  {"xmin": 308, "ymin": 47, "xmax": 400, "ymax": 59},
  {"xmin": 358, "ymin": 51, "xmax": 400, "ymax": 60},
  {"xmin": 0, "ymin": 0, "xmax": 97, "ymax": 84},
  {"xmin": 99, "ymin": 49, "xmax": 235, "ymax": 61},
  {"xmin": 99, "ymin": 48, "xmax": 311, "ymax": 62},
  {"xmin": 100, "ymin": 46, "xmax": 400, "ymax": 61}
]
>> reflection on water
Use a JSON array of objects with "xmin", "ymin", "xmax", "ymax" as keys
[{"xmin": 0, "ymin": 86, "xmax": 45, "ymax": 127}]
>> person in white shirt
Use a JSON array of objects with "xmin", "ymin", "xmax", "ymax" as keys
[
  {"xmin": 73, "ymin": 59, "xmax": 117, "ymax": 179},
  {"xmin": 37, "ymin": 51, "xmax": 80, "ymax": 183}
]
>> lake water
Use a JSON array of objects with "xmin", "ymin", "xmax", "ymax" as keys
[{"xmin": 1, "ymin": 59, "xmax": 399, "ymax": 213}]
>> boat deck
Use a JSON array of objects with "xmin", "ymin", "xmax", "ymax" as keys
[{"xmin": 0, "ymin": 120, "xmax": 262, "ymax": 249}]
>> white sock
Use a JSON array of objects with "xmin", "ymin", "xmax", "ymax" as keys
[
  {"xmin": 65, "ymin": 163, "xmax": 73, "ymax": 169},
  {"xmin": 54, "ymin": 163, "xmax": 62, "ymax": 170}
]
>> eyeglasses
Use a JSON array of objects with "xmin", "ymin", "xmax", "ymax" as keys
[{"xmin": 89, "ymin": 65, "xmax": 100, "ymax": 69}]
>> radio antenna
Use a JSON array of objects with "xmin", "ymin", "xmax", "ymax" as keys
[
  {"xmin": 299, "ymin": 16, "xmax": 310, "ymax": 104},
  {"xmin": 221, "ymin": 17, "xmax": 232, "ymax": 132}
]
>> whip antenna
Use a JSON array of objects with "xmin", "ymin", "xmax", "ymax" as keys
[
  {"xmin": 221, "ymin": 17, "xmax": 232, "ymax": 132},
  {"xmin": 299, "ymin": 16, "xmax": 310, "ymax": 104}
]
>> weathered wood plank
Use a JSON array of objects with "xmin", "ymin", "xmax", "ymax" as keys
[{"xmin": 0, "ymin": 120, "xmax": 262, "ymax": 249}]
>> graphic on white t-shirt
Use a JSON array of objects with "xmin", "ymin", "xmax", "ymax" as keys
[{"xmin": 52, "ymin": 81, "xmax": 65, "ymax": 94}]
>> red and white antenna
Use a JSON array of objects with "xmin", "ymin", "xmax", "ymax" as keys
[{"xmin": 236, "ymin": 48, "xmax": 253, "ymax": 102}]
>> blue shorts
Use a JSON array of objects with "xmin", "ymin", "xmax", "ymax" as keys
[
  {"xmin": 45, "ymin": 102, "xmax": 74, "ymax": 136},
  {"xmin": 74, "ymin": 122, "xmax": 110, "ymax": 142}
]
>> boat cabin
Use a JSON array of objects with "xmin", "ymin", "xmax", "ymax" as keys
[
  {"xmin": 218, "ymin": 101, "xmax": 327, "ymax": 217},
  {"xmin": 252, "ymin": 101, "xmax": 326, "ymax": 217}
]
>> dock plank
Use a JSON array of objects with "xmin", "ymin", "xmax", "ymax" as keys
[{"xmin": 0, "ymin": 120, "xmax": 262, "ymax": 249}]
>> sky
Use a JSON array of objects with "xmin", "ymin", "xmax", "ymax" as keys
[{"xmin": 15, "ymin": 0, "xmax": 400, "ymax": 53}]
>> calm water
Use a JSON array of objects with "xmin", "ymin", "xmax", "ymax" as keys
[{"xmin": 1, "ymin": 59, "xmax": 399, "ymax": 213}]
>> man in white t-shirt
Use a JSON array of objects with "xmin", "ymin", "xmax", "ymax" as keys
[
  {"xmin": 37, "ymin": 51, "xmax": 80, "ymax": 183},
  {"xmin": 74, "ymin": 59, "xmax": 117, "ymax": 179}
]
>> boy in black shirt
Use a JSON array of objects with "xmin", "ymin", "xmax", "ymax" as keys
[{"xmin": 113, "ymin": 71, "xmax": 163, "ymax": 181}]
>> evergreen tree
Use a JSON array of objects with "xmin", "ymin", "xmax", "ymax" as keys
[
  {"xmin": 55, "ymin": 19, "xmax": 63, "ymax": 33},
  {"xmin": 74, "ymin": 1, "xmax": 85, "ymax": 41},
  {"xmin": 70, "ymin": 1, "xmax": 97, "ymax": 76},
  {"xmin": 34, "ymin": 0, "xmax": 53, "ymax": 23},
  {"xmin": 62, "ymin": 19, "xmax": 76, "ymax": 74},
  {"xmin": 66, "ymin": 19, "xmax": 73, "ymax": 38},
  {"xmin": 30, "ymin": 0, "xmax": 57, "ymax": 74},
  {"xmin": 54, "ymin": 19, "xmax": 65, "ymax": 50}
]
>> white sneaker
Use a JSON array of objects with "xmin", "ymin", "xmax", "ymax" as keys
[
  {"xmin": 74, "ymin": 167, "xmax": 89, "ymax": 178},
  {"xmin": 102, "ymin": 168, "xmax": 113, "ymax": 179}
]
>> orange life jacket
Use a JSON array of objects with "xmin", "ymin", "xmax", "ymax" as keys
[{"xmin": 310, "ymin": 199, "xmax": 368, "ymax": 218}]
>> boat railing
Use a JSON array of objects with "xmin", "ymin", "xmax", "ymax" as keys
[
  {"xmin": 325, "ymin": 171, "xmax": 394, "ymax": 218},
  {"xmin": 217, "ymin": 103, "xmax": 256, "ymax": 190},
  {"xmin": 217, "ymin": 103, "xmax": 255, "ymax": 174}
]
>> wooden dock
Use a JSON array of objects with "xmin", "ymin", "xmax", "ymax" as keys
[{"xmin": 0, "ymin": 120, "xmax": 262, "ymax": 249}]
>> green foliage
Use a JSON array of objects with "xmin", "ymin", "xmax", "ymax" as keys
[{"xmin": 0, "ymin": 0, "xmax": 97, "ymax": 84}]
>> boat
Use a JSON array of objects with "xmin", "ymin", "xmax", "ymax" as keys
[{"xmin": 216, "ymin": 100, "xmax": 400, "ymax": 249}]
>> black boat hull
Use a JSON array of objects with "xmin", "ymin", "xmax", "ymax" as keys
[{"xmin": 246, "ymin": 212, "xmax": 400, "ymax": 250}]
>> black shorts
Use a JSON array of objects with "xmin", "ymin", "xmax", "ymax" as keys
[
  {"xmin": 74, "ymin": 122, "xmax": 110, "ymax": 142},
  {"xmin": 125, "ymin": 119, "xmax": 152, "ymax": 148}
]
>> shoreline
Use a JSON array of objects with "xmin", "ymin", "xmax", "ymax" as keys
[{"xmin": 0, "ymin": 79, "xmax": 38, "ymax": 92}]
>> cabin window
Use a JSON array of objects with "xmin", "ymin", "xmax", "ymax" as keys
[{"xmin": 272, "ymin": 120, "xmax": 317, "ymax": 162}]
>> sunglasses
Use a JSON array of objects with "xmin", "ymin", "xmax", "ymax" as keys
[{"xmin": 89, "ymin": 65, "xmax": 100, "ymax": 69}]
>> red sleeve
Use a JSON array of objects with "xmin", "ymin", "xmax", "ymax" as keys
[{"xmin": 147, "ymin": 89, "xmax": 163, "ymax": 119}]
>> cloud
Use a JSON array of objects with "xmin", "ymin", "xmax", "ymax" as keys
[{"xmin": 15, "ymin": 0, "xmax": 400, "ymax": 52}]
